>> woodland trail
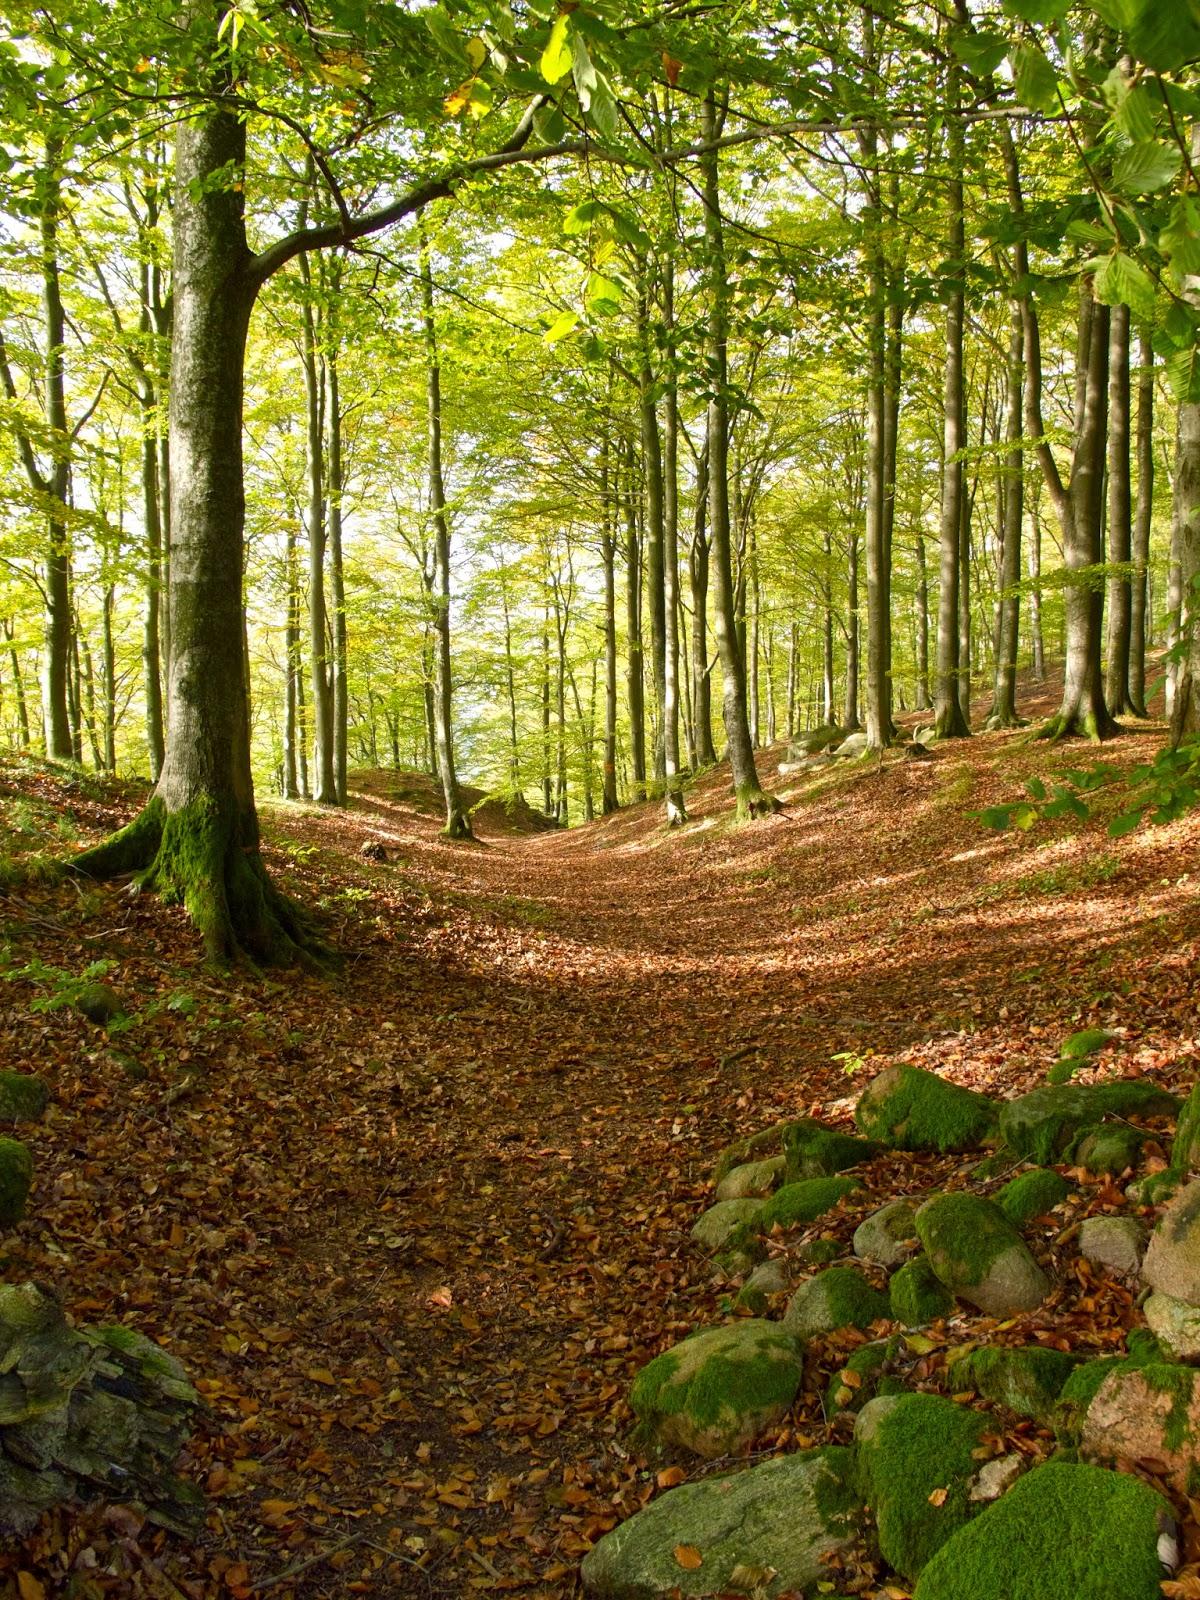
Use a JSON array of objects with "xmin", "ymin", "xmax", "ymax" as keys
[{"xmin": 2, "ymin": 709, "xmax": 1200, "ymax": 1599}]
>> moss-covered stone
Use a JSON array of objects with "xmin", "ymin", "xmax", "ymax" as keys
[
  {"xmin": 629, "ymin": 1321, "xmax": 803, "ymax": 1459},
  {"xmin": 854, "ymin": 1064, "xmax": 999, "ymax": 1154},
  {"xmin": 0, "ymin": 1074, "xmax": 48, "ymax": 1125},
  {"xmin": 951, "ymin": 1345, "xmax": 1077, "ymax": 1421},
  {"xmin": 785, "ymin": 1266, "xmax": 891, "ymax": 1340},
  {"xmin": 713, "ymin": 1121, "xmax": 802, "ymax": 1184},
  {"xmin": 1143, "ymin": 1175, "xmax": 1200, "ymax": 1304},
  {"xmin": 74, "ymin": 982, "xmax": 123, "ymax": 1027},
  {"xmin": 853, "ymin": 1200, "xmax": 918, "ymax": 1268},
  {"xmin": 912, "ymin": 1461, "xmax": 1174, "ymax": 1600},
  {"xmin": 795, "ymin": 1236, "xmax": 842, "ymax": 1268},
  {"xmin": 1127, "ymin": 1168, "xmax": 1184, "ymax": 1208},
  {"xmin": 995, "ymin": 1167, "xmax": 1069, "ymax": 1228},
  {"xmin": 579, "ymin": 1446, "xmax": 861, "ymax": 1598},
  {"xmin": 890, "ymin": 1254, "xmax": 954, "ymax": 1327},
  {"xmin": 783, "ymin": 1118, "xmax": 882, "ymax": 1181},
  {"xmin": 734, "ymin": 1258, "xmax": 789, "ymax": 1313},
  {"xmin": 916, "ymin": 1192, "xmax": 1049, "ymax": 1316},
  {"xmin": 690, "ymin": 1199, "xmax": 764, "ymax": 1252},
  {"xmin": 1172, "ymin": 1081, "xmax": 1200, "ymax": 1173},
  {"xmin": 826, "ymin": 1337, "xmax": 904, "ymax": 1414},
  {"xmin": 1144, "ymin": 1291, "xmax": 1200, "ymax": 1361},
  {"xmin": 714, "ymin": 1155, "xmax": 785, "ymax": 1202},
  {"xmin": 0, "ymin": 1139, "xmax": 32, "ymax": 1227},
  {"xmin": 1067, "ymin": 1122, "xmax": 1144, "ymax": 1176},
  {"xmin": 853, "ymin": 1392, "xmax": 989, "ymax": 1580},
  {"xmin": 999, "ymin": 1081, "xmax": 1177, "ymax": 1166},
  {"xmin": 758, "ymin": 1175, "xmax": 861, "ymax": 1232}
]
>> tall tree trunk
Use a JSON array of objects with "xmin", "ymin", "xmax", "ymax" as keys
[
  {"xmin": 72, "ymin": 89, "xmax": 315, "ymax": 964},
  {"xmin": 299, "ymin": 251, "xmax": 337, "ymax": 803},
  {"xmin": 1171, "ymin": 395, "xmax": 1200, "ymax": 740},
  {"xmin": 1129, "ymin": 329, "xmax": 1153, "ymax": 716},
  {"xmin": 622, "ymin": 444, "xmax": 647, "ymax": 799},
  {"xmin": 283, "ymin": 519, "xmax": 299, "ymax": 799},
  {"xmin": 1105, "ymin": 303, "xmax": 1137, "ymax": 715},
  {"xmin": 701, "ymin": 90, "xmax": 775, "ymax": 816},
  {"xmin": 845, "ymin": 528, "xmax": 861, "ymax": 730},
  {"xmin": 541, "ymin": 603, "xmax": 553, "ymax": 815},
  {"xmin": 600, "ymin": 442, "xmax": 620, "ymax": 814},
  {"xmin": 102, "ymin": 582, "xmax": 116, "ymax": 771},
  {"xmin": 638, "ymin": 286, "xmax": 667, "ymax": 788},
  {"xmin": 915, "ymin": 532, "xmax": 932, "ymax": 711},
  {"xmin": 4, "ymin": 622, "xmax": 30, "ymax": 748},
  {"xmin": 40, "ymin": 143, "xmax": 73, "ymax": 761},
  {"xmin": 934, "ymin": 29, "xmax": 970, "ymax": 739},
  {"xmin": 822, "ymin": 528, "xmax": 836, "ymax": 723},
  {"xmin": 420, "ymin": 237, "xmax": 472, "ymax": 840},
  {"xmin": 661, "ymin": 260, "xmax": 687, "ymax": 822},
  {"xmin": 327, "ymin": 349, "xmax": 349, "ymax": 805},
  {"xmin": 689, "ymin": 444, "xmax": 717, "ymax": 765},
  {"xmin": 987, "ymin": 306, "xmax": 1025, "ymax": 727}
]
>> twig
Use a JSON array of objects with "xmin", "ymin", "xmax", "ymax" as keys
[
  {"xmin": 719, "ymin": 1044, "xmax": 759, "ymax": 1070},
  {"xmin": 539, "ymin": 1215, "xmax": 567, "ymax": 1261},
  {"xmin": 258, "ymin": 1532, "xmax": 363, "ymax": 1591}
]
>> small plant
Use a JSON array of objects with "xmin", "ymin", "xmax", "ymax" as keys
[
  {"xmin": 2, "ymin": 955, "xmax": 117, "ymax": 1013},
  {"xmin": 831, "ymin": 1048, "xmax": 871, "ymax": 1077}
]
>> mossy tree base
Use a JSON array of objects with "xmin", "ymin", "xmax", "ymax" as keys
[
  {"xmin": 441, "ymin": 808, "xmax": 475, "ymax": 842},
  {"xmin": 735, "ymin": 785, "xmax": 781, "ymax": 821},
  {"xmin": 70, "ymin": 796, "xmax": 326, "ymax": 968},
  {"xmin": 1034, "ymin": 704, "xmax": 1119, "ymax": 743}
]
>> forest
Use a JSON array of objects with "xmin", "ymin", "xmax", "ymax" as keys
[{"xmin": 1, "ymin": 0, "xmax": 1200, "ymax": 1597}]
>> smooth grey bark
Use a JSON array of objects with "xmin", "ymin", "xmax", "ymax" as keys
[
  {"xmin": 419, "ymin": 238, "xmax": 472, "ymax": 840},
  {"xmin": 845, "ymin": 526, "xmax": 861, "ymax": 730},
  {"xmin": 987, "ymin": 306, "xmax": 1024, "ymax": 728},
  {"xmin": 1171, "ymin": 396, "xmax": 1200, "ymax": 741},
  {"xmin": 822, "ymin": 528, "xmax": 836, "ymax": 723},
  {"xmin": 1105, "ymin": 302, "xmax": 1137, "ymax": 715},
  {"xmin": 599, "ymin": 442, "xmax": 619, "ymax": 814},
  {"xmin": 638, "ymin": 284, "xmax": 667, "ymax": 788},
  {"xmin": 689, "ymin": 443, "xmax": 717, "ymax": 766},
  {"xmin": 326, "ymin": 347, "xmax": 349, "ymax": 804},
  {"xmin": 1129, "ymin": 329, "xmax": 1153, "ymax": 716},
  {"xmin": 3, "ymin": 621, "xmax": 30, "ymax": 747},
  {"xmin": 298, "ymin": 249, "xmax": 337, "ymax": 804},
  {"xmin": 701, "ymin": 90, "xmax": 775, "ymax": 816},
  {"xmin": 661, "ymin": 258, "xmax": 687, "ymax": 822},
  {"xmin": 915, "ymin": 531, "xmax": 931, "ymax": 711},
  {"xmin": 621, "ymin": 442, "xmax": 646, "ymax": 799},
  {"xmin": 282, "ymin": 520, "xmax": 300, "ymax": 799}
]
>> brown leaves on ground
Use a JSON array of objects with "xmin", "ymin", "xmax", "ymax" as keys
[{"xmin": 0, "ymin": 690, "xmax": 1199, "ymax": 1597}]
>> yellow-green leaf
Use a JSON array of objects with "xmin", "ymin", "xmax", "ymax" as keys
[{"xmin": 541, "ymin": 13, "xmax": 572, "ymax": 84}]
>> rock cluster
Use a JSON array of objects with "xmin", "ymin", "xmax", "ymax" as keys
[{"xmin": 583, "ymin": 1054, "xmax": 1189, "ymax": 1599}]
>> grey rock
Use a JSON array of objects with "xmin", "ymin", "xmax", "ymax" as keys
[
  {"xmin": 580, "ymin": 1446, "xmax": 861, "ymax": 1598},
  {"xmin": 853, "ymin": 1200, "xmax": 919, "ymax": 1268},
  {"xmin": 1142, "ymin": 1177, "xmax": 1200, "ymax": 1304},
  {"xmin": 916, "ymin": 1193, "xmax": 1050, "ymax": 1317},
  {"xmin": 833, "ymin": 731, "xmax": 869, "ymax": 759},
  {"xmin": 1079, "ymin": 1216, "xmax": 1145, "ymax": 1279},
  {"xmin": 715, "ymin": 1156, "xmax": 785, "ymax": 1202},
  {"xmin": 735, "ymin": 1258, "xmax": 789, "ymax": 1313},
  {"xmin": 1144, "ymin": 1291, "xmax": 1200, "ymax": 1360},
  {"xmin": 690, "ymin": 1199, "xmax": 762, "ymax": 1253},
  {"xmin": 969, "ymin": 1454, "xmax": 1024, "ymax": 1503}
]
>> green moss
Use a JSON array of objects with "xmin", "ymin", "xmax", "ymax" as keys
[
  {"xmin": 1141, "ymin": 1360, "xmax": 1196, "ymax": 1452},
  {"xmin": 713, "ymin": 1120, "xmax": 801, "ymax": 1184},
  {"xmin": 1055, "ymin": 1334, "xmax": 1169, "ymax": 1441},
  {"xmin": 826, "ymin": 1337, "xmax": 902, "ymax": 1414},
  {"xmin": 0, "ymin": 1138, "xmax": 32, "ymax": 1226},
  {"xmin": 1172, "ymin": 1082, "xmax": 1200, "ymax": 1172},
  {"xmin": 915, "ymin": 1193, "xmax": 1018, "ymax": 1285},
  {"xmin": 0, "ymin": 1072, "xmax": 48, "ymax": 1124},
  {"xmin": 1066, "ymin": 1123, "xmax": 1143, "ymax": 1176},
  {"xmin": 629, "ymin": 1321, "xmax": 802, "ymax": 1453},
  {"xmin": 759, "ymin": 1175, "xmax": 861, "ymax": 1232},
  {"xmin": 1061, "ymin": 1027, "xmax": 1116, "ymax": 1062},
  {"xmin": 783, "ymin": 1119, "xmax": 882, "ymax": 1181},
  {"xmin": 786, "ymin": 1266, "xmax": 892, "ymax": 1339},
  {"xmin": 951, "ymin": 1345, "xmax": 1078, "ymax": 1421},
  {"xmin": 1000, "ymin": 1082, "xmax": 1178, "ymax": 1166},
  {"xmin": 797, "ymin": 1237, "xmax": 842, "ymax": 1267},
  {"xmin": 890, "ymin": 1255, "xmax": 954, "ymax": 1327},
  {"xmin": 912, "ymin": 1461, "xmax": 1171, "ymax": 1600},
  {"xmin": 855, "ymin": 1064, "xmax": 999, "ymax": 1154},
  {"xmin": 996, "ymin": 1168, "xmax": 1070, "ymax": 1228},
  {"xmin": 1127, "ymin": 1168, "xmax": 1184, "ymax": 1207},
  {"xmin": 854, "ymin": 1392, "xmax": 989, "ymax": 1579}
]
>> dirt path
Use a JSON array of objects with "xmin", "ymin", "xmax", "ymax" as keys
[{"xmin": 2, "ymin": 728, "xmax": 1200, "ymax": 1598}]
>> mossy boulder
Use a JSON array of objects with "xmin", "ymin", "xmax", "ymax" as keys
[
  {"xmin": 758, "ymin": 1175, "xmax": 861, "ymax": 1233},
  {"xmin": 734, "ymin": 1258, "xmax": 788, "ymax": 1314},
  {"xmin": 690, "ymin": 1200, "xmax": 763, "ymax": 1253},
  {"xmin": 579, "ymin": 1445, "xmax": 861, "ymax": 1598},
  {"xmin": 629, "ymin": 1321, "xmax": 803, "ymax": 1459},
  {"xmin": 1078, "ymin": 1215, "xmax": 1145, "ymax": 1278},
  {"xmin": 1171, "ymin": 1081, "xmax": 1200, "ymax": 1173},
  {"xmin": 916, "ymin": 1193, "xmax": 1050, "ymax": 1317},
  {"xmin": 853, "ymin": 1200, "xmax": 918, "ymax": 1268},
  {"xmin": 853, "ymin": 1392, "xmax": 989, "ymax": 1580},
  {"xmin": 1068, "ymin": 1122, "xmax": 1144, "ymax": 1176},
  {"xmin": 0, "ymin": 1074, "xmax": 48, "ymax": 1125},
  {"xmin": 713, "ymin": 1122, "xmax": 801, "ymax": 1185},
  {"xmin": 995, "ymin": 1167, "xmax": 1069, "ymax": 1229},
  {"xmin": 783, "ymin": 1118, "xmax": 882, "ymax": 1181},
  {"xmin": 826, "ymin": 1336, "xmax": 904, "ymax": 1414},
  {"xmin": 1142, "ymin": 1176, "xmax": 1200, "ymax": 1304},
  {"xmin": 999, "ymin": 1081, "xmax": 1177, "ymax": 1166},
  {"xmin": 1080, "ymin": 1360, "xmax": 1200, "ymax": 1492},
  {"xmin": 950, "ymin": 1345, "xmax": 1078, "ymax": 1421},
  {"xmin": 889, "ymin": 1254, "xmax": 954, "ymax": 1327},
  {"xmin": 1144, "ymin": 1292, "xmax": 1200, "ymax": 1361},
  {"xmin": 784, "ymin": 1266, "xmax": 891, "ymax": 1340},
  {"xmin": 74, "ymin": 982, "xmax": 124, "ymax": 1027},
  {"xmin": 714, "ymin": 1156, "xmax": 785, "ymax": 1202},
  {"xmin": 912, "ymin": 1461, "xmax": 1176, "ymax": 1600},
  {"xmin": 0, "ymin": 1140, "xmax": 33, "ymax": 1227},
  {"xmin": 1047, "ymin": 1028, "xmax": 1117, "ymax": 1083},
  {"xmin": 854, "ymin": 1064, "xmax": 999, "ymax": 1154},
  {"xmin": 1127, "ymin": 1168, "xmax": 1184, "ymax": 1208},
  {"xmin": 795, "ymin": 1236, "xmax": 842, "ymax": 1268},
  {"xmin": 789, "ymin": 724, "xmax": 845, "ymax": 757}
]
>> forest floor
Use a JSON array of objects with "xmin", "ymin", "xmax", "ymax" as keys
[{"xmin": 1, "ymin": 677, "xmax": 1200, "ymax": 1599}]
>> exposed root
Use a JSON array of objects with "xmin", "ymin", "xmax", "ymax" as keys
[
  {"xmin": 442, "ymin": 808, "xmax": 475, "ymax": 842},
  {"xmin": 735, "ymin": 786, "xmax": 782, "ymax": 821}
]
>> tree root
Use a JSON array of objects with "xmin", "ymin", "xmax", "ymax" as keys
[
  {"xmin": 70, "ymin": 796, "xmax": 331, "ymax": 970},
  {"xmin": 735, "ymin": 786, "xmax": 782, "ymax": 821}
]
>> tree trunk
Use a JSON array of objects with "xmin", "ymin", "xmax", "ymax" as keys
[
  {"xmin": 299, "ymin": 254, "xmax": 337, "ymax": 804},
  {"xmin": 622, "ymin": 443, "xmax": 647, "ymax": 799},
  {"xmin": 72, "ymin": 92, "xmax": 317, "ymax": 964},
  {"xmin": 1129, "ymin": 329, "xmax": 1153, "ymax": 716},
  {"xmin": 822, "ymin": 528, "xmax": 836, "ymax": 723},
  {"xmin": 701, "ymin": 90, "xmax": 775, "ymax": 817},
  {"xmin": 600, "ymin": 442, "xmax": 620, "ymax": 814},
  {"xmin": 4, "ymin": 621, "xmax": 30, "ymax": 748},
  {"xmin": 1171, "ymin": 395, "xmax": 1200, "ymax": 740},
  {"xmin": 1105, "ymin": 303, "xmax": 1137, "ymax": 715},
  {"xmin": 915, "ymin": 531, "xmax": 932, "ymax": 711},
  {"xmin": 845, "ymin": 527, "xmax": 861, "ymax": 730},
  {"xmin": 690, "ymin": 443, "xmax": 717, "ymax": 765},
  {"xmin": 327, "ymin": 349, "xmax": 349, "ymax": 804},
  {"xmin": 420, "ymin": 237, "xmax": 472, "ymax": 840},
  {"xmin": 660, "ymin": 259, "xmax": 687, "ymax": 822},
  {"xmin": 638, "ymin": 286, "xmax": 667, "ymax": 789},
  {"xmin": 987, "ymin": 306, "xmax": 1025, "ymax": 728}
]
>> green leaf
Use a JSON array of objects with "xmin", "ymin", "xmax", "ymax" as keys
[
  {"xmin": 1003, "ymin": 0, "xmax": 1070, "ymax": 20},
  {"xmin": 540, "ymin": 13, "xmax": 572, "ymax": 85},
  {"xmin": 1011, "ymin": 43, "xmax": 1059, "ymax": 113},
  {"xmin": 1113, "ymin": 82, "xmax": 1159, "ymax": 143},
  {"xmin": 570, "ymin": 32, "xmax": 597, "ymax": 109},
  {"xmin": 1161, "ymin": 197, "xmax": 1200, "ymax": 276},
  {"xmin": 1012, "ymin": 803, "xmax": 1039, "ymax": 831},
  {"xmin": 1025, "ymin": 776, "xmax": 1047, "ymax": 801},
  {"xmin": 586, "ymin": 72, "xmax": 620, "ymax": 139},
  {"xmin": 584, "ymin": 270, "xmax": 623, "ymax": 314},
  {"xmin": 1108, "ymin": 809, "xmax": 1144, "ymax": 837},
  {"xmin": 1093, "ymin": 252, "xmax": 1157, "ymax": 321},
  {"xmin": 543, "ymin": 309, "xmax": 579, "ymax": 344},
  {"xmin": 1123, "ymin": 2, "xmax": 1200, "ymax": 71},
  {"xmin": 975, "ymin": 806, "xmax": 1014, "ymax": 830},
  {"xmin": 951, "ymin": 30, "xmax": 1009, "ymax": 74},
  {"xmin": 1112, "ymin": 139, "xmax": 1183, "ymax": 194},
  {"xmin": 562, "ymin": 198, "xmax": 606, "ymax": 235},
  {"xmin": 1165, "ymin": 344, "xmax": 1200, "ymax": 405}
]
